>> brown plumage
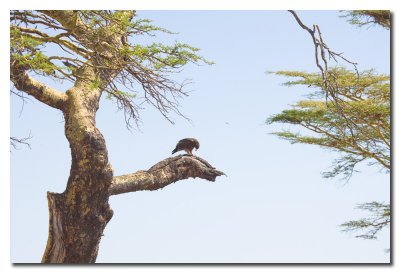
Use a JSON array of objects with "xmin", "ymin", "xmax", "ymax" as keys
[{"xmin": 172, "ymin": 138, "xmax": 200, "ymax": 155}]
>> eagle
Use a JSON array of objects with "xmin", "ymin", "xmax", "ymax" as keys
[{"xmin": 172, "ymin": 138, "xmax": 200, "ymax": 155}]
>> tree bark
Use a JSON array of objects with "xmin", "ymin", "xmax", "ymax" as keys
[
  {"xmin": 40, "ymin": 78, "xmax": 225, "ymax": 262},
  {"xmin": 10, "ymin": 66, "xmax": 67, "ymax": 110},
  {"xmin": 11, "ymin": 10, "xmax": 225, "ymax": 264},
  {"xmin": 42, "ymin": 148, "xmax": 224, "ymax": 263},
  {"xmin": 110, "ymin": 155, "xmax": 225, "ymax": 195},
  {"xmin": 42, "ymin": 72, "xmax": 114, "ymax": 262}
]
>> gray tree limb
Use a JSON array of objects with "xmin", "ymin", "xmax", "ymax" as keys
[{"xmin": 109, "ymin": 155, "xmax": 225, "ymax": 196}]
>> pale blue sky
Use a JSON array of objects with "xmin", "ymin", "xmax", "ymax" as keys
[{"xmin": 10, "ymin": 10, "xmax": 390, "ymax": 263}]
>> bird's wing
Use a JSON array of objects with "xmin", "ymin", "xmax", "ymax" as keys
[{"xmin": 177, "ymin": 138, "xmax": 191, "ymax": 149}]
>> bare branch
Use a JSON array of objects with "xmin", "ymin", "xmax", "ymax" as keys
[
  {"xmin": 109, "ymin": 155, "xmax": 225, "ymax": 196},
  {"xmin": 10, "ymin": 133, "xmax": 32, "ymax": 149},
  {"xmin": 286, "ymin": 10, "xmax": 389, "ymax": 170},
  {"xmin": 10, "ymin": 66, "xmax": 68, "ymax": 110},
  {"xmin": 12, "ymin": 11, "xmax": 209, "ymax": 128},
  {"xmin": 288, "ymin": 10, "xmax": 359, "ymax": 90}
]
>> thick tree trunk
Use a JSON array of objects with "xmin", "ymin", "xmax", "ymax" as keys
[
  {"xmin": 11, "ymin": 10, "xmax": 225, "ymax": 264},
  {"xmin": 42, "ymin": 85, "xmax": 113, "ymax": 263},
  {"xmin": 39, "ymin": 74, "xmax": 225, "ymax": 263}
]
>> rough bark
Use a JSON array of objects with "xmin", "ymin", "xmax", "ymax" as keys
[
  {"xmin": 41, "ymin": 73, "xmax": 114, "ymax": 263},
  {"xmin": 11, "ymin": 11, "xmax": 224, "ymax": 264},
  {"xmin": 110, "ymin": 155, "xmax": 225, "ymax": 196},
  {"xmin": 40, "ymin": 74, "xmax": 225, "ymax": 262},
  {"xmin": 10, "ymin": 67, "xmax": 67, "ymax": 110}
]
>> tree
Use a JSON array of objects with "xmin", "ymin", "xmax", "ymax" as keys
[
  {"xmin": 340, "ymin": 202, "xmax": 390, "ymax": 240},
  {"xmin": 268, "ymin": 68, "xmax": 390, "ymax": 181},
  {"xmin": 10, "ymin": 10, "xmax": 224, "ymax": 263},
  {"xmin": 341, "ymin": 10, "xmax": 390, "ymax": 29},
  {"xmin": 267, "ymin": 11, "xmax": 390, "ymax": 241}
]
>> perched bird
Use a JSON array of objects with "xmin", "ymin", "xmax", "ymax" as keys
[{"xmin": 172, "ymin": 138, "xmax": 200, "ymax": 155}]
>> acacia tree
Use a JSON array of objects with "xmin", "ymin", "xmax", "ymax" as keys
[
  {"xmin": 341, "ymin": 10, "xmax": 390, "ymax": 29},
  {"xmin": 10, "ymin": 10, "xmax": 224, "ymax": 263},
  {"xmin": 268, "ymin": 11, "xmax": 390, "ymax": 241},
  {"xmin": 268, "ymin": 68, "xmax": 390, "ymax": 180}
]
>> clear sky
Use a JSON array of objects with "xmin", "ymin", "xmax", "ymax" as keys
[{"xmin": 10, "ymin": 10, "xmax": 390, "ymax": 263}]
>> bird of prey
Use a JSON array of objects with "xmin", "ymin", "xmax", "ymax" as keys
[{"xmin": 172, "ymin": 138, "xmax": 200, "ymax": 155}]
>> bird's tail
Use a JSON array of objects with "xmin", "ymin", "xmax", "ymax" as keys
[{"xmin": 172, "ymin": 148, "xmax": 178, "ymax": 154}]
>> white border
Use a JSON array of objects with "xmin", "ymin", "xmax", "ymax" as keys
[
  {"xmin": 5, "ymin": 0, "xmax": 400, "ymax": 10},
  {"xmin": 2, "ymin": 1, "xmax": 398, "ymax": 273}
]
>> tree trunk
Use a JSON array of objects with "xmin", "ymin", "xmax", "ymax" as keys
[
  {"xmin": 39, "ymin": 78, "xmax": 226, "ymax": 263},
  {"xmin": 11, "ymin": 10, "xmax": 225, "ymax": 264},
  {"xmin": 42, "ymin": 84, "xmax": 113, "ymax": 263}
]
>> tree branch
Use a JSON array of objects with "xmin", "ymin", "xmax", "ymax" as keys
[
  {"xmin": 109, "ymin": 155, "xmax": 225, "ymax": 196},
  {"xmin": 10, "ymin": 67, "xmax": 68, "ymax": 110},
  {"xmin": 10, "ymin": 134, "xmax": 32, "ymax": 150}
]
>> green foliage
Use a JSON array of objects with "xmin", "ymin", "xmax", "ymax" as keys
[
  {"xmin": 271, "ymin": 10, "xmax": 391, "ymax": 245},
  {"xmin": 273, "ymin": 68, "xmax": 389, "ymax": 101},
  {"xmin": 80, "ymin": 10, "xmax": 173, "ymax": 35},
  {"xmin": 10, "ymin": 10, "xmax": 212, "ymax": 126},
  {"xmin": 11, "ymin": 11, "xmax": 211, "ymax": 78},
  {"xmin": 341, "ymin": 202, "xmax": 390, "ymax": 240},
  {"xmin": 11, "ymin": 26, "xmax": 42, "ymax": 50},
  {"xmin": 10, "ymin": 26, "xmax": 59, "ymax": 76},
  {"xmin": 89, "ymin": 78, "xmax": 101, "ymax": 90},
  {"xmin": 341, "ymin": 10, "xmax": 390, "ymax": 29},
  {"xmin": 120, "ymin": 42, "xmax": 213, "ymax": 71},
  {"xmin": 268, "ymin": 68, "xmax": 390, "ymax": 181},
  {"xmin": 105, "ymin": 90, "xmax": 136, "ymax": 100}
]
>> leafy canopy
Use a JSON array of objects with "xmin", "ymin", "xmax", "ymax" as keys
[
  {"xmin": 267, "ymin": 68, "xmax": 390, "ymax": 181},
  {"xmin": 10, "ymin": 10, "xmax": 212, "ymax": 126},
  {"xmin": 270, "ymin": 10, "xmax": 390, "ymax": 244},
  {"xmin": 341, "ymin": 10, "xmax": 390, "ymax": 29}
]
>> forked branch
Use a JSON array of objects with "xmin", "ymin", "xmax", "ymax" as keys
[
  {"xmin": 288, "ymin": 10, "xmax": 359, "ymax": 94},
  {"xmin": 10, "ymin": 134, "xmax": 32, "ymax": 150}
]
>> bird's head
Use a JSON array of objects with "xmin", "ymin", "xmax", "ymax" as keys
[{"xmin": 187, "ymin": 138, "xmax": 200, "ymax": 151}]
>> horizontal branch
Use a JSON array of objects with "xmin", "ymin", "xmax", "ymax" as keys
[{"xmin": 109, "ymin": 155, "xmax": 225, "ymax": 196}]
